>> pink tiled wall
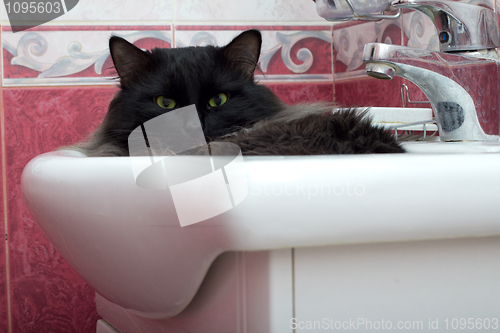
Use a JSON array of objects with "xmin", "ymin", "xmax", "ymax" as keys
[{"xmin": 0, "ymin": 0, "xmax": 499, "ymax": 332}]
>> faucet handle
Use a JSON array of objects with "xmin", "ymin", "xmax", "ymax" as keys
[{"xmin": 392, "ymin": 0, "xmax": 500, "ymax": 52}]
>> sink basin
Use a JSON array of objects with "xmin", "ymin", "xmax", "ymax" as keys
[
  {"xmin": 403, "ymin": 140, "xmax": 500, "ymax": 153},
  {"xmin": 21, "ymin": 141, "xmax": 500, "ymax": 331}
]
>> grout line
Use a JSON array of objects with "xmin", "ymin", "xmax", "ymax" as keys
[
  {"xmin": 172, "ymin": 21, "xmax": 332, "ymax": 26},
  {"xmin": 0, "ymin": 28, "xmax": 12, "ymax": 332},
  {"xmin": 2, "ymin": 80, "xmax": 335, "ymax": 89},
  {"xmin": 291, "ymin": 248, "xmax": 295, "ymax": 333},
  {"xmin": 0, "ymin": 21, "xmax": 173, "ymax": 27},
  {"xmin": 0, "ymin": 21, "xmax": 332, "ymax": 27},
  {"xmin": 241, "ymin": 252, "xmax": 247, "ymax": 333},
  {"xmin": 172, "ymin": 0, "xmax": 176, "ymax": 48},
  {"xmin": 236, "ymin": 253, "xmax": 240, "ymax": 333},
  {"xmin": 172, "ymin": 0, "xmax": 176, "ymax": 26},
  {"xmin": 172, "ymin": 23, "xmax": 176, "ymax": 48},
  {"xmin": 331, "ymin": 25, "xmax": 335, "ymax": 102},
  {"xmin": 400, "ymin": 13, "xmax": 407, "ymax": 107},
  {"xmin": 2, "ymin": 106, "xmax": 11, "ymax": 333},
  {"xmin": 172, "ymin": 24, "xmax": 175, "ymax": 48},
  {"xmin": 2, "ymin": 81, "xmax": 119, "ymax": 90},
  {"xmin": 1, "ymin": 29, "xmax": 3, "ymax": 89},
  {"xmin": 400, "ymin": 14, "xmax": 404, "ymax": 47}
]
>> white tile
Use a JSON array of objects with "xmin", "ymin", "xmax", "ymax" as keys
[
  {"xmin": 1, "ymin": 0, "xmax": 173, "ymax": 25},
  {"xmin": 175, "ymin": 0, "xmax": 328, "ymax": 23}
]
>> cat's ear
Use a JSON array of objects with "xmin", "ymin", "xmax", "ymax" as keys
[
  {"xmin": 109, "ymin": 36, "xmax": 151, "ymax": 89},
  {"xmin": 223, "ymin": 29, "xmax": 262, "ymax": 78}
]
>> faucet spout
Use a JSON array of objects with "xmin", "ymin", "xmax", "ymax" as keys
[{"xmin": 363, "ymin": 43, "xmax": 499, "ymax": 141}]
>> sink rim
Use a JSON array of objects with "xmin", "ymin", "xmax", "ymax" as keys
[{"xmin": 21, "ymin": 148, "xmax": 500, "ymax": 318}]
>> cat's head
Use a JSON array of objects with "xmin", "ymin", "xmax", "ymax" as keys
[{"xmin": 99, "ymin": 29, "xmax": 284, "ymax": 152}]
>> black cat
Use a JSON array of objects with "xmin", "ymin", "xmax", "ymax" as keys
[{"xmin": 69, "ymin": 29, "xmax": 404, "ymax": 156}]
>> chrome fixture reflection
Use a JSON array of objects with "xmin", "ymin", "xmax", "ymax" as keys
[
  {"xmin": 391, "ymin": 0, "xmax": 500, "ymax": 52},
  {"xmin": 315, "ymin": 0, "xmax": 401, "ymax": 21}
]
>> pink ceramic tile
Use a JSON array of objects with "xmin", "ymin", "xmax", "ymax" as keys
[
  {"xmin": 0, "ymin": 153, "xmax": 8, "ymax": 333},
  {"xmin": 0, "ymin": 26, "xmax": 10, "ymax": 332},
  {"xmin": 2, "ymin": 26, "xmax": 172, "ymax": 86},
  {"xmin": 458, "ymin": 64, "xmax": 500, "ymax": 135},
  {"xmin": 175, "ymin": 0, "xmax": 328, "ymax": 23},
  {"xmin": 0, "ymin": 256, "xmax": 7, "ymax": 333},
  {"xmin": 4, "ymin": 86, "xmax": 118, "ymax": 333},
  {"xmin": 265, "ymin": 82, "xmax": 334, "ymax": 105},
  {"xmin": 335, "ymin": 76, "xmax": 409, "ymax": 108},
  {"xmin": 175, "ymin": 26, "xmax": 333, "ymax": 82}
]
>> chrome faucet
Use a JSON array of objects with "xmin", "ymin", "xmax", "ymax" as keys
[
  {"xmin": 392, "ymin": 0, "xmax": 499, "ymax": 53},
  {"xmin": 363, "ymin": 0, "xmax": 500, "ymax": 141}
]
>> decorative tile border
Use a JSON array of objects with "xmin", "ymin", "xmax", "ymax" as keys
[
  {"xmin": 175, "ymin": 25, "xmax": 333, "ymax": 83},
  {"xmin": 2, "ymin": 26, "xmax": 172, "ymax": 87},
  {"xmin": 2, "ymin": 24, "xmax": 333, "ymax": 86}
]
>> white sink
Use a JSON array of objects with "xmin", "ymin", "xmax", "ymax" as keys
[
  {"xmin": 22, "ymin": 142, "xmax": 500, "ymax": 332},
  {"xmin": 403, "ymin": 140, "xmax": 500, "ymax": 153}
]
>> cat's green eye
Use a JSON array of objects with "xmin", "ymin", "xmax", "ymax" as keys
[
  {"xmin": 208, "ymin": 93, "xmax": 228, "ymax": 107},
  {"xmin": 156, "ymin": 96, "xmax": 176, "ymax": 109}
]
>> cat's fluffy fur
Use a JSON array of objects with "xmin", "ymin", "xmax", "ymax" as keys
[
  {"xmin": 225, "ymin": 108, "xmax": 404, "ymax": 155},
  {"xmin": 67, "ymin": 30, "xmax": 404, "ymax": 156}
]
